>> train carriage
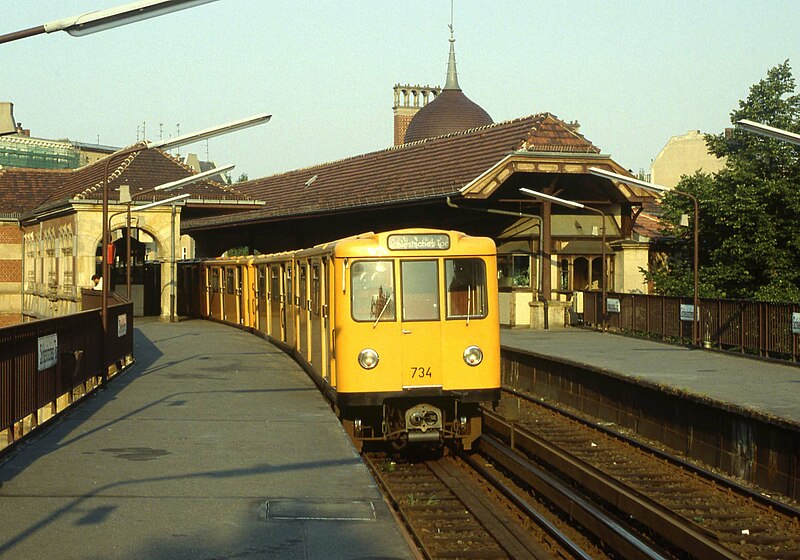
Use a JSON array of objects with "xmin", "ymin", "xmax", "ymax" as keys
[{"xmin": 180, "ymin": 228, "xmax": 500, "ymax": 451}]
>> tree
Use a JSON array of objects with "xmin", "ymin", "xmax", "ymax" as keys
[{"xmin": 647, "ymin": 61, "xmax": 800, "ymax": 302}]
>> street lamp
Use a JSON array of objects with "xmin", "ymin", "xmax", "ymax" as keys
[
  {"xmin": 519, "ymin": 188, "xmax": 608, "ymax": 330},
  {"xmin": 589, "ymin": 166, "xmax": 700, "ymax": 346},
  {"xmin": 109, "ymin": 163, "xmax": 233, "ymax": 298},
  {"xmin": 736, "ymin": 120, "xmax": 800, "ymax": 147},
  {"xmin": 98, "ymin": 114, "xmax": 270, "ymax": 383},
  {"xmin": 0, "ymin": 0, "xmax": 218, "ymax": 44}
]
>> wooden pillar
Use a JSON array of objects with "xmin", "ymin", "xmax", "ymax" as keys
[{"xmin": 541, "ymin": 200, "xmax": 552, "ymax": 300}]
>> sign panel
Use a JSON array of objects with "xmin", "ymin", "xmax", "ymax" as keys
[
  {"xmin": 792, "ymin": 312, "xmax": 800, "ymax": 335},
  {"xmin": 606, "ymin": 298, "xmax": 621, "ymax": 314},
  {"xmin": 680, "ymin": 304, "xmax": 696, "ymax": 322},
  {"xmin": 387, "ymin": 234, "xmax": 450, "ymax": 251},
  {"xmin": 118, "ymin": 313, "xmax": 128, "ymax": 338},
  {"xmin": 37, "ymin": 333, "xmax": 58, "ymax": 371}
]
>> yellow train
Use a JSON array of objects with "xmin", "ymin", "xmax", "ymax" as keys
[{"xmin": 177, "ymin": 229, "xmax": 500, "ymax": 450}]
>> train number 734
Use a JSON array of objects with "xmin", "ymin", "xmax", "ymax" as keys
[{"xmin": 411, "ymin": 366, "xmax": 432, "ymax": 378}]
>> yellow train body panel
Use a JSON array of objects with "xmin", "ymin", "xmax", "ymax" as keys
[{"xmin": 178, "ymin": 229, "xmax": 500, "ymax": 450}]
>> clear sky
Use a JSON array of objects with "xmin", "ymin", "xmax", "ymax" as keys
[{"xmin": 4, "ymin": 1, "xmax": 799, "ymax": 181}]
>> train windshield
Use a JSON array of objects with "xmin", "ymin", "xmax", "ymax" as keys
[
  {"xmin": 445, "ymin": 258, "xmax": 488, "ymax": 319},
  {"xmin": 401, "ymin": 260, "xmax": 440, "ymax": 321},
  {"xmin": 351, "ymin": 260, "xmax": 395, "ymax": 322}
]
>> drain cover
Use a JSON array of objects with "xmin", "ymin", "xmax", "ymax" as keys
[{"xmin": 262, "ymin": 499, "xmax": 376, "ymax": 521}]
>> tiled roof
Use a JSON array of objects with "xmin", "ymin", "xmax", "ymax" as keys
[
  {"xmin": 633, "ymin": 211, "xmax": 662, "ymax": 239},
  {"xmin": 184, "ymin": 113, "xmax": 601, "ymax": 230},
  {"xmin": 50, "ymin": 149, "xmax": 250, "ymax": 204},
  {"xmin": 0, "ymin": 167, "xmax": 66, "ymax": 214},
  {"xmin": 0, "ymin": 148, "xmax": 254, "ymax": 220}
]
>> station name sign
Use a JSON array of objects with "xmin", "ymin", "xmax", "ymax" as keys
[
  {"xmin": 387, "ymin": 234, "xmax": 450, "ymax": 251},
  {"xmin": 38, "ymin": 333, "xmax": 58, "ymax": 371}
]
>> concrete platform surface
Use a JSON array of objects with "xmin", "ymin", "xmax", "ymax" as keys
[
  {"xmin": 502, "ymin": 328, "xmax": 800, "ymax": 425},
  {"xmin": 0, "ymin": 318, "xmax": 414, "ymax": 560}
]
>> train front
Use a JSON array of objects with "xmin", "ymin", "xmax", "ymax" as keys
[{"xmin": 332, "ymin": 229, "xmax": 501, "ymax": 450}]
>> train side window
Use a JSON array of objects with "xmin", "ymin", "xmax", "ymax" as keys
[
  {"xmin": 270, "ymin": 267, "xmax": 280, "ymax": 301},
  {"xmin": 211, "ymin": 269, "xmax": 220, "ymax": 291},
  {"xmin": 400, "ymin": 260, "xmax": 439, "ymax": 321},
  {"xmin": 226, "ymin": 268, "xmax": 235, "ymax": 295},
  {"xmin": 258, "ymin": 267, "xmax": 266, "ymax": 297},
  {"xmin": 351, "ymin": 260, "xmax": 395, "ymax": 322},
  {"xmin": 311, "ymin": 264, "xmax": 320, "ymax": 314},
  {"xmin": 445, "ymin": 258, "xmax": 488, "ymax": 319}
]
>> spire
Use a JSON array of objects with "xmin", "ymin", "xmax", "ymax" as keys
[{"xmin": 444, "ymin": 18, "xmax": 461, "ymax": 91}]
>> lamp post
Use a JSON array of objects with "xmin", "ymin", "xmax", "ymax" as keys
[
  {"xmin": 0, "ymin": 0, "xmax": 218, "ymax": 44},
  {"xmin": 589, "ymin": 166, "xmax": 700, "ymax": 346},
  {"xmin": 519, "ymin": 188, "xmax": 608, "ymax": 330},
  {"xmin": 736, "ymin": 120, "xmax": 800, "ymax": 146},
  {"xmin": 98, "ymin": 114, "xmax": 270, "ymax": 384}
]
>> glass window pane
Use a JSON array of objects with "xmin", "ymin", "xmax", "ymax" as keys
[
  {"xmin": 446, "ymin": 258, "xmax": 488, "ymax": 318},
  {"xmin": 226, "ymin": 268, "xmax": 234, "ymax": 294},
  {"xmin": 401, "ymin": 260, "xmax": 439, "ymax": 321},
  {"xmin": 351, "ymin": 260, "xmax": 395, "ymax": 322}
]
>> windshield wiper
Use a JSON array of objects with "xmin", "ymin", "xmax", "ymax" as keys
[{"xmin": 373, "ymin": 293, "xmax": 393, "ymax": 328}]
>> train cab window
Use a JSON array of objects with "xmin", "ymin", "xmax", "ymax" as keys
[
  {"xmin": 225, "ymin": 268, "xmax": 235, "ymax": 295},
  {"xmin": 445, "ymin": 258, "xmax": 488, "ymax": 319},
  {"xmin": 351, "ymin": 260, "xmax": 395, "ymax": 322},
  {"xmin": 401, "ymin": 260, "xmax": 439, "ymax": 321}
]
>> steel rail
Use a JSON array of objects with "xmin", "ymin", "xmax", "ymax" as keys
[
  {"xmin": 483, "ymin": 410, "xmax": 741, "ymax": 560},
  {"xmin": 502, "ymin": 386, "xmax": 800, "ymax": 519}
]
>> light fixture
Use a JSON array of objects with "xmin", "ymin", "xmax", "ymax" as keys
[
  {"xmin": 736, "ymin": 119, "xmax": 800, "ymax": 146},
  {"xmin": 1, "ymin": 0, "xmax": 218, "ymax": 44}
]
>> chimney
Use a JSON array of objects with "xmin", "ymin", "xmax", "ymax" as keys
[
  {"xmin": 392, "ymin": 84, "xmax": 441, "ymax": 146},
  {"xmin": 0, "ymin": 102, "xmax": 16, "ymax": 135}
]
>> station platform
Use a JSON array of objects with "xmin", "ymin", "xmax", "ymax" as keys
[
  {"xmin": 501, "ymin": 327, "xmax": 800, "ymax": 425},
  {"xmin": 0, "ymin": 318, "xmax": 415, "ymax": 560}
]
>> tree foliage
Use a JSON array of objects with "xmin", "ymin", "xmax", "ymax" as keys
[{"xmin": 647, "ymin": 61, "xmax": 800, "ymax": 302}]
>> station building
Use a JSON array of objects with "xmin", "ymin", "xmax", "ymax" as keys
[
  {"xmin": 183, "ymin": 34, "xmax": 656, "ymax": 328},
  {"xmin": 0, "ymin": 147, "xmax": 261, "ymax": 323}
]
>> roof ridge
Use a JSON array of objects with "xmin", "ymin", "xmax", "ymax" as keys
[{"xmin": 242, "ymin": 114, "xmax": 546, "ymax": 187}]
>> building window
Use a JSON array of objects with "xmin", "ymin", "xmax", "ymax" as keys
[{"xmin": 497, "ymin": 254, "xmax": 530, "ymax": 288}]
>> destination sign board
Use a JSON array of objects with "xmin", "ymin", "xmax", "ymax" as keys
[{"xmin": 387, "ymin": 234, "xmax": 450, "ymax": 251}]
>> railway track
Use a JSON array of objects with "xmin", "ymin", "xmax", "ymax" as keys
[
  {"xmin": 363, "ymin": 449, "xmax": 603, "ymax": 560},
  {"xmin": 486, "ymin": 388, "xmax": 800, "ymax": 559}
]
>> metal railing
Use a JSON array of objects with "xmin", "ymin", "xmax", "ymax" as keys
[
  {"xmin": 0, "ymin": 300, "xmax": 133, "ymax": 453},
  {"xmin": 581, "ymin": 291, "xmax": 800, "ymax": 363}
]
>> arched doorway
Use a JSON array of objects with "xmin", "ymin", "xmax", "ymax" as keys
[{"xmin": 96, "ymin": 228, "xmax": 162, "ymax": 316}]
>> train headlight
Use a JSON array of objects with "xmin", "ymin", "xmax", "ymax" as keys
[
  {"xmin": 358, "ymin": 348, "xmax": 379, "ymax": 369},
  {"xmin": 463, "ymin": 345, "xmax": 483, "ymax": 366}
]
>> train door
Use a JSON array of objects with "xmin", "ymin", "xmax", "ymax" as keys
[
  {"xmin": 256, "ymin": 264, "xmax": 268, "ymax": 334},
  {"xmin": 398, "ymin": 259, "xmax": 443, "ymax": 389},
  {"xmin": 310, "ymin": 260, "xmax": 323, "ymax": 375},
  {"xmin": 209, "ymin": 267, "xmax": 222, "ymax": 319},
  {"xmin": 298, "ymin": 262, "xmax": 309, "ymax": 362},
  {"xmin": 270, "ymin": 265, "xmax": 282, "ymax": 340},
  {"xmin": 283, "ymin": 262, "xmax": 295, "ymax": 347},
  {"xmin": 223, "ymin": 266, "xmax": 237, "ymax": 323}
]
